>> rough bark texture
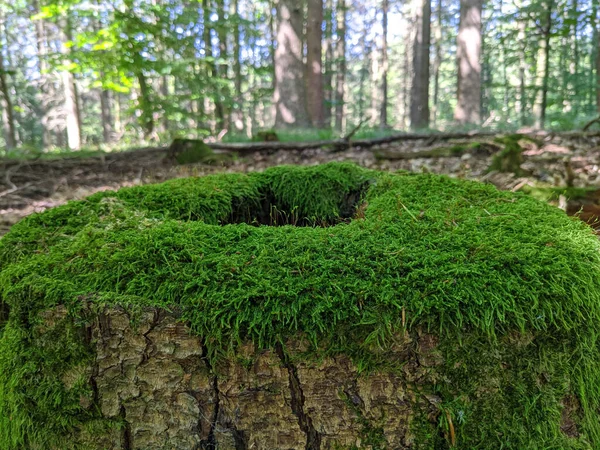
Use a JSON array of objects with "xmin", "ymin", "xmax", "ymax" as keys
[
  {"xmin": 41, "ymin": 305, "xmax": 444, "ymax": 449},
  {"xmin": 410, "ymin": 0, "xmax": 431, "ymax": 130},
  {"xmin": 306, "ymin": 0, "xmax": 324, "ymax": 128},
  {"xmin": 455, "ymin": 0, "xmax": 482, "ymax": 125},
  {"xmin": 275, "ymin": 0, "xmax": 311, "ymax": 128}
]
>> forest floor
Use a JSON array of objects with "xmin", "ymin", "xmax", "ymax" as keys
[{"xmin": 1, "ymin": 133, "xmax": 600, "ymax": 236}]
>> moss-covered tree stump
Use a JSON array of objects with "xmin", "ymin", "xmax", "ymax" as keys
[{"xmin": 1, "ymin": 163, "xmax": 600, "ymax": 449}]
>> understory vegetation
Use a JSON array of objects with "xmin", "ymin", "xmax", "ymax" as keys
[{"xmin": 1, "ymin": 163, "xmax": 600, "ymax": 448}]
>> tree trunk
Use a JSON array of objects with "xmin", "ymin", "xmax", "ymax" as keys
[
  {"xmin": 455, "ymin": 0, "xmax": 482, "ymax": 125},
  {"xmin": 432, "ymin": 0, "xmax": 442, "ymax": 127},
  {"xmin": 306, "ymin": 0, "xmax": 324, "ymax": 128},
  {"xmin": 518, "ymin": 1, "xmax": 527, "ymax": 126},
  {"xmin": 137, "ymin": 70, "xmax": 154, "ymax": 139},
  {"xmin": 323, "ymin": 0, "xmax": 334, "ymax": 129},
  {"xmin": 32, "ymin": 0, "xmax": 52, "ymax": 147},
  {"xmin": 0, "ymin": 50, "xmax": 16, "ymax": 150},
  {"xmin": 334, "ymin": 0, "xmax": 346, "ymax": 132},
  {"xmin": 274, "ymin": 0, "xmax": 311, "ymax": 128},
  {"xmin": 594, "ymin": 0, "xmax": 600, "ymax": 113},
  {"xmin": 380, "ymin": 0, "xmax": 389, "ymax": 129},
  {"xmin": 410, "ymin": 0, "xmax": 431, "ymax": 129},
  {"xmin": 216, "ymin": 0, "xmax": 228, "ymax": 130},
  {"xmin": 100, "ymin": 88, "xmax": 112, "ymax": 144},
  {"xmin": 232, "ymin": 0, "xmax": 243, "ymax": 131},
  {"xmin": 203, "ymin": 0, "xmax": 224, "ymax": 132},
  {"xmin": 59, "ymin": 14, "xmax": 82, "ymax": 150},
  {"xmin": 534, "ymin": 4, "xmax": 552, "ymax": 129}
]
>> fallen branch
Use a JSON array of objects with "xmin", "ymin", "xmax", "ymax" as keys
[{"xmin": 583, "ymin": 117, "xmax": 600, "ymax": 132}]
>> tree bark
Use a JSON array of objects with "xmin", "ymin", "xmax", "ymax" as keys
[
  {"xmin": 274, "ymin": 0, "xmax": 311, "ymax": 128},
  {"xmin": 306, "ymin": 0, "xmax": 325, "ymax": 128},
  {"xmin": 334, "ymin": 0, "xmax": 346, "ymax": 132},
  {"xmin": 410, "ymin": 0, "xmax": 431, "ymax": 129},
  {"xmin": 380, "ymin": 0, "xmax": 389, "ymax": 129},
  {"xmin": 455, "ymin": 0, "xmax": 482, "ymax": 126}
]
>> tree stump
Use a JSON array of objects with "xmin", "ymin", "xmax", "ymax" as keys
[{"xmin": 1, "ymin": 163, "xmax": 600, "ymax": 449}]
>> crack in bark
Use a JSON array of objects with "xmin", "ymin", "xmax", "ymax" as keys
[
  {"xmin": 198, "ymin": 341, "xmax": 220, "ymax": 450},
  {"xmin": 141, "ymin": 309, "xmax": 161, "ymax": 363},
  {"xmin": 120, "ymin": 404, "xmax": 132, "ymax": 450},
  {"xmin": 275, "ymin": 344, "xmax": 321, "ymax": 450}
]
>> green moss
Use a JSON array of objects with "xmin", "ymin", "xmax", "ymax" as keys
[
  {"xmin": 520, "ymin": 185, "xmax": 598, "ymax": 203},
  {"xmin": 1, "ymin": 163, "xmax": 600, "ymax": 448},
  {"xmin": 488, "ymin": 134, "xmax": 525, "ymax": 175}
]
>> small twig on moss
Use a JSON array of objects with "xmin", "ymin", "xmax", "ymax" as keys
[{"xmin": 445, "ymin": 409, "xmax": 456, "ymax": 447}]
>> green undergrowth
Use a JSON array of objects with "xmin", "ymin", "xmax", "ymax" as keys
[
  {"xmin": 1, "ymin": 163, "xmax": 600, "ymax": 448},
  {"xmin": 519, "ymin": 184, "xmax": 599, "ymax": 203}
]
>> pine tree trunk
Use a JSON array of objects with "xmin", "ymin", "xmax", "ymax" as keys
[
  {"xmin": 410, "ymin": 0, "xmax": 431, "ymax": 129},
  {"xmin": 455, "ymin": 0, "xmax": 482, "ymax": 125},
  {"xmin": 306, "ymin": 0, "xmax": 324, "ymax": 128},
  {"xmin": 334, "ymin": 0, "xmax": 346, "ymax": 132},
  {"xmin": 274, "ymin": 0, "xmax": 311, "ymax": 128},
  {"xmin": 380, "ymin": 0, "xmax": 389, "ymax": 129}
]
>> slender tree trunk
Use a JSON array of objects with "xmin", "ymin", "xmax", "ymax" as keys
[
  {"xmin": 100, "ymin": 88, "xmax": 112, "ymax": 143},
  {"xmin": 517, "ymin": 0, "xmax": 527, "ymax": 126},
  {"xmin": 63, "ymin": 15, "xmax": 83, "ymax": 147},
  {"xmin": 380, "ymin": 0, "xmax": 389, "ymax": 129},
  {"xmin": 323, "ymin": 0, "xmax": 334, "ymax": 128},
  {"xmin": 432, "ymin": 0, "xmax": 442, "ymax": 126},
  {"xmin": 203, "ymin": 0, "xmax": 223, "ymax": 132},
  {"xmin": 59, "ymin": 14, "xmax": 81, "ymax": 150},
  {"xmin": 334, "ymin": 0, "xmax": 346, "ymax": 131},
  {"xmin": 410, "ymin": 0, "xmax": 431, "ymax": 129},
  {"xmin": 32, "ymin": 0, "xmax": 53, "ymax": 147},
  {"xmin": 306, "ymin": 0, "xmax": 324, "ymax": 128},
  {"xmin": 274, "ymin": 0, "xmax": 311, "ymax": 128},
  {"xmin": 0, "ymin": 51, "xmax": 16, "ymax": 149},
  {"xmin": 534, "ymin": 3, "xmax": 552, "ymax": 129},
  {"xmin": 136, "ymin": 69, "xmax": 154, "ymax": 138},
  {"xmin": 455, "ymin": 0, "xmax": 482, "ymax": 125},
  {"xmin": 216, "ymin": 0, "xmax": 228, "ymax": 130},
  {"xmin": 232, "ymin": 0, "xmax": 243, "ymax": 131},
  {"xmin": 594, "ymin": 0, "xmax": 600, "ymax": 113}
]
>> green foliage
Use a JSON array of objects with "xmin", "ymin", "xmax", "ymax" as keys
[{"xmin": 1, "ymin": 163, "xmax": 600, "ymax": 448}]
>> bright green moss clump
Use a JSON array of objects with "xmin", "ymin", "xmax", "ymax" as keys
[{"xmin": 1, "ymin": 162, "xmax": 600, "ymax": 448}]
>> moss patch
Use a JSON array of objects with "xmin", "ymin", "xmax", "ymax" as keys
[{"xmin": 1, "ymin": 163, "xmax": 600, "ymax": 448}]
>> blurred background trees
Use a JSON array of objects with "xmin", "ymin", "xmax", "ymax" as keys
[{"xmin": 0, "ymin": 0, "xmax": 598, "ymax": 151}]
